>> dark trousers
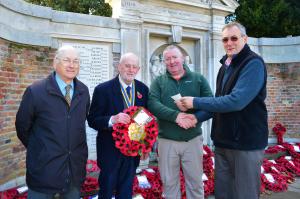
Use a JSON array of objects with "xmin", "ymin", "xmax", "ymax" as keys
[
  {"xmin": 214, "ymin": 147, "xmax": 264, "ymax": 199},
  {"xmin": 98, "ymin": 154, "xmax": 137, "ymax": 199}
]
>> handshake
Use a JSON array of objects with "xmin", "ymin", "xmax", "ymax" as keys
[{"xmin": 174, "ymin": 97, "xmax": 196, "ymax": 129}]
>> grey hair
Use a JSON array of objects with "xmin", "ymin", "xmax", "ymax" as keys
[
  {"xmin": 162, "ymin": 45, "xmax": 183, "ymax": 58},
  {"xmin": 54, "ymin": 45, "xmax": 79, "ymax": 60},
  {"xmin": 222, "ymin": 22, "xmax": 247, "ymax": 36},
  {"xmin": 119, "ymin": 52, "xmax": 139, "ymax": 65}
]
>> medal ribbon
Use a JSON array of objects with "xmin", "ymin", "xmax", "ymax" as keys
[{"xmin": 121, "ymin": 82, "xmax": 135, "ymax": 108}]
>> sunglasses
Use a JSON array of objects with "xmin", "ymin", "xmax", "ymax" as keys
[{"xmin": 222, "ymin": 36, "xmax": 240, "ymax": 43}]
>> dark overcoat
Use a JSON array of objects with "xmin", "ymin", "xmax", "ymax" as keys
[
  {"xmin": 15, "ymin": 72, "xmax": 90, "ymax": 193},
  {"xmin": 87, "ymin": 76, "xmax": 148, "ymax": 198}
]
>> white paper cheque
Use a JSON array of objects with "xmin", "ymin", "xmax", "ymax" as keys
[
  {"xmin": 171, "ymin": 93, "xmax": 182, "ymax": 101},
  {"xmin": 133, "ymin": 109, "xmax": 153, "ymax": 126}
]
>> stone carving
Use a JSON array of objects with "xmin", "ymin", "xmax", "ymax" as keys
[
  {"xmin": 62, "ymin": 42, "xmax": 110, "ymax": 160},
  {"xmin": 150, "ymin": 55, "xmax": 165, "ymax": 80},
  {"xmin": 172, "ymin": 25, "xmax": 182, "ymax": 43}
]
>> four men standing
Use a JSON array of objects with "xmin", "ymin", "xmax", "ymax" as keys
[{"xmin": 16, "ymin": 22, "xmax": 268, "ymax": 199}]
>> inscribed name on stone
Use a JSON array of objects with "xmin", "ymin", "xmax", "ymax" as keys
[{"xmin": 62, "ymin": 42, "xmax": 110, "ymax": 160}]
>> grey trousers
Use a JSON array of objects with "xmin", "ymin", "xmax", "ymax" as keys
[
  {"xmin": 214, "ymin": 147, "xmax": 264, "ymax": 199},
  {"xmin": 158, "ymin": 135, "xmax": 204, "ymax": 199}
]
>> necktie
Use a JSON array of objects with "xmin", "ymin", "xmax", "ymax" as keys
[
  {"xmin": 65, "ymin": 85, "xmax": 72, "ymax": 106},
  {"xmin": 126, "ymin": 86, "xmax": 131, "ymax": 99}
]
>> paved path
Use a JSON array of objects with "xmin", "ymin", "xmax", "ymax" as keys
[{"xmin": 207, "ymin": 177, "xmax": 300, "ymax": 199}]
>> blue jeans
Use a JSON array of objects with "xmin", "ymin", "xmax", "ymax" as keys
[{"xmin": 27, "ymin": 186, "xmax": 80, "ymax": 199}]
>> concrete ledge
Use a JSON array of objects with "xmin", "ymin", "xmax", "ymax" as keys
[
  {"xmin": 0, "ymin": 0, "xmax": 52, "ymax": 19},
  {"xmin": 248, "ymin": 36, "xmax": 300, "ymax": 63},
  {"xmin": 249, "ymin": 36, "xmax": 300, "ymax": 46},
  {"xmin": 52, "ymin": 11, "xmax": 119, "ymax": 28},
  {"xmin": 0, "ymin": 0, "xmax": 120, "ymax": 47},
  {"xmin": 0, "ymin": 22, "xmax": 51, "ymax": 46},
  {"xmin": 268, "ymin": 137, "xmax": 300, "ymax": 144}
]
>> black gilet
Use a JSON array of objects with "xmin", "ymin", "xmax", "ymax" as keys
[{"xmin": 211, "ymin": 44, "xmax": 269, "ymax": 150}]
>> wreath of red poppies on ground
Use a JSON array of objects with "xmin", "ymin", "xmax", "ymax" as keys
[
  {"xmin": 264, "ymin": 145, "xmax": 287, "ymax": 154},
  {"xmin": 261, "ymin": 173, "xmax": 288, "ymax": 192},
  {"xmin": 112, "ymin": 106, "xmax": 159, "ymax": 157}
]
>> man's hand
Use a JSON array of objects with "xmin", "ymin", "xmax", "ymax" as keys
[
  {"xmin": 176, "ymin": 113, "xmax": 197, "ymax": 129},
  {"xmin": 180, "ymin": 97, "xmax": 194, "ymax": 109},
  {"xmin": 175, "ymin": 100, "xmax": 188, "ymax": 112},
  {"xmin": 112, "ymin": 113, "xmax": 131, "ymax": 124}
]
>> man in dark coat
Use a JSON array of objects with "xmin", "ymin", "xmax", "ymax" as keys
[
  {"xmin": 87, "ymin": 53, "xmax": 149, "ymax": 199},
  {"xmin": 15, "ymin": 45, "xmax": 90, "ymax": 199}
]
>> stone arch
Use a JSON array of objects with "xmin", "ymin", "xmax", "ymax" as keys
[{"xmin": 149, "ymin": 44, "xmax": 192, "ymax": 80}]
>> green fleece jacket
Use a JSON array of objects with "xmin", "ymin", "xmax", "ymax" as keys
[{"xmin": 148, "ymin": 65, "xmax": 213, "ymax": 141}]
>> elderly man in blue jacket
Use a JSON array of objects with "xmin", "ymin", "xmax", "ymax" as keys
[{"xmin": 15, "ymin": 45, "xmax": 90, "ymax": 199}]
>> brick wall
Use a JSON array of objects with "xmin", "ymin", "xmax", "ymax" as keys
[
  {"xmin": 266, "ymin": 63, "xmax": 300, "ymax": 139},
  {"xmin": 0, "ymin": 38, "xmax": 54, "ymax": 186}
]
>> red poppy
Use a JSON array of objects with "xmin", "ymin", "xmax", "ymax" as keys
[
  {"xmin": 137, "ymin": 92, "xmax": 143, "ymax": 99},
  {"xmin": 112, "ymin": 106, "xmax": 159, "ymax": 157}
]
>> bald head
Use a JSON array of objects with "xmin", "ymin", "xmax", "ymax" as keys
[
  {"xmin": 54, "ymin": 45, "xmax": 79, "ymax": 61},
  {"xmin": 119, "ymin": 53, "xmax": 139, "ymax": 66}
]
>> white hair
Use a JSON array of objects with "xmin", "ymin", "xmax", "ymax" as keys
[
  {"xmin": 54, "ymin": 45, "xmax": 79, "ymax": 60},
  {"xmin": 222, "ymin": 22, "xmax": 247, "ymax": 36},
  {"xmin": 162, "ymin": 45, "xmax": 183, "ymax": 58},
  {"xmin": 119, "ymin": 52, "xmax": 139, "ymax": 65}
]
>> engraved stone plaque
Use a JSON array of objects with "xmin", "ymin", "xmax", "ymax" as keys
[{"xmin": 62, "ymin": 42, "xmax": 110, "ymax": 160}]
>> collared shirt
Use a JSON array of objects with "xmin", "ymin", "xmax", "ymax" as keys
[
  {"xmin": 55, "ymin": 73, "xmax": 74, "ymax": 99},
  {"xmin": 118, "ymin": 75, "xmax": 133, "ymax": 90}
]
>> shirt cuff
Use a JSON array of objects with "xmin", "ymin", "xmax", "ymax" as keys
[{"xmin": 108, "ymin": 116, "xmax": 113, "ymax": 127}]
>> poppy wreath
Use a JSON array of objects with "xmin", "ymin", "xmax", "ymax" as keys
[
  {"xmin": 112, "ymin": 106, "xmax": 159, "ymax": 157},
  {"xmin": 261, "ymin": 173, "xmax": 288, "ymax": 192},
  {"xmin": 133, "ymin": 167, "xmax": 163, "ymax": 199},
  {"xmin": 203, "ymin": 157, "xmax": 214, "ymax": 179},
  {"xmin": 204, "ymin": 179, "xmax": 214, "ymax": 197},
  {"xmin": 276, "ymin": 156, "xmax": 300, "ymax": 176},
  {"xmin": 203, "ymin": 145, "xmax": 214, "ymax": 159},
  {"xmin": 260, "ymin": 179, "xmax": 266, "ymax": 194},
  {"xmin": 262, "ymin": 159, "xmax": 294, "ymax": 183},
  {"xmin": 264, "ymin": 145, "xmax": 287, "ymax": 154},
  {"xmin": 272, "ymin": 123, "xmax": 286, "ymax": 144},
  {"xmin": 0, "ymin": 188, "xmax": 27, "ymax": 199},
  {"xmin": 282, "ymin": 143, "xmax": 300, "ymax": 160},
  {"xmin": 86, "ymin": 159, "xmax": 100, "ymax": 173},
  {"xmin": 80, "ymin": 176, "xmax": 99, "ymax": 196}
]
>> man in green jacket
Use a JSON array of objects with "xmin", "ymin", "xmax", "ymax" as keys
[{"xmin": 148, "ymin": 45, "xmax": 212, "ymax": 199}]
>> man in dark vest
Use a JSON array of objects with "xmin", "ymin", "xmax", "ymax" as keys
[{"xmin": 179, "ymin": 22, "xmax": 268, "ymax": 199}]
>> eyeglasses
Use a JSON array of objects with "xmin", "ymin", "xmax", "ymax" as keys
[
  {"xmin": 222, "ymin": 36, "xmax": 240, "ymax": 43},
  {"xmin": 58, "ymin": 58, "xmax": 80, "ymax": 67}
]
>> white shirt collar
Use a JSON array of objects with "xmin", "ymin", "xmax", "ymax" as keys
[{"xmin": 118, "ymin": 75, "xmax": 133, "ymax": 89}]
